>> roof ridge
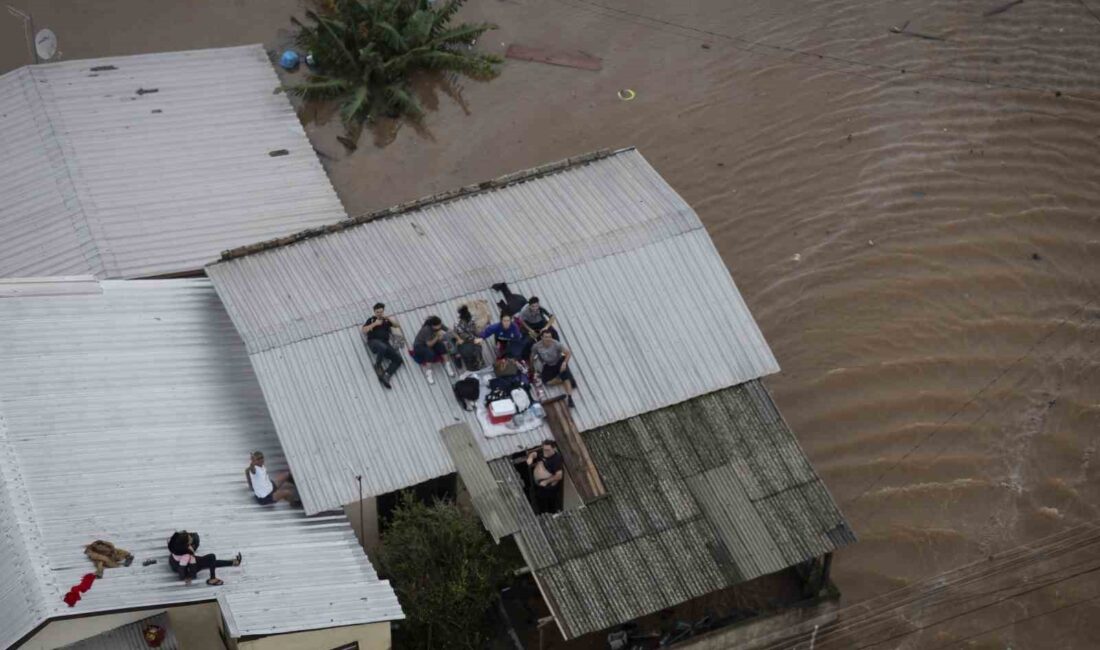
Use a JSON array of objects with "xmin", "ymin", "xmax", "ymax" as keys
[{"xmin": 216, "ymin": 147, "xmax": 634, "ymax": 262}]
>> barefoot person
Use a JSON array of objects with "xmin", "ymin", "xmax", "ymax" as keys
[
  {"xmin": 167, "ymin": 531, "xmax": 242, "ymax": 586},
  {"xmin": 245, "ymin": 451, "xmax": 297, "ymax": 505}
]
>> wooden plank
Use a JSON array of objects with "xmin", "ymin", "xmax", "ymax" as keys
[
  {"xmin": 505, "ymin": 44, "xmax": 603, "ymax": 71},
  {"xmin": 543, "ymin": 397, "xmax": 607, "ymax": 502},
  {"xmin": 440, "ymin": 424, "xmax": 519, "ymax": 542}
]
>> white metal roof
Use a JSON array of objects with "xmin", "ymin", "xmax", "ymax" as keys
[
  {"xmin": 207, "ymin": 149, "xmax": 780, "ymax": 514},
  {"xmin": 0, "ymin": 278, "xmax": 402, "ymax": 650},
  {"xmin": 0, "ymin": 45, "xmax": 346, "ymax": 280}
]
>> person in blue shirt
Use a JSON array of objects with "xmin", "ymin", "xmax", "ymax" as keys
[{"xmin": 478, "ymin": 312, "xmax": 526, "ymax": 359}]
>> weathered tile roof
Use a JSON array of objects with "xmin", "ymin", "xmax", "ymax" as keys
[{"xmin": 485, "ymin": 381, "xmax": 855, "ymax": 639}]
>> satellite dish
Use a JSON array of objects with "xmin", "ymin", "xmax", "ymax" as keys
[{"xmin": 35, "ymin": 29, "xmax": 57, "ymax": 61}]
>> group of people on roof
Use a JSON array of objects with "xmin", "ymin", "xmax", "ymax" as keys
[{"xmin": 359, "ymin": 283, "xmax": 577, "ymax": 406}]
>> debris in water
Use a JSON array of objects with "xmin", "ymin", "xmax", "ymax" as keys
[
  {"xmin": 1031, "ymin": 252, "xmax": 1041, "ymax": 261},
  {"xmin": 617, "ymin": 89, "xmax": 636, "ymax": 101},
  {"xmin": 868, "ymin": 240, "xmax": 875, "ymax": 246},
  {"xmin": 701, "ymin": 43, "xmax": 711, "ymax": 50},
  {"xmin": 151, "ymin": 109, "xmax": 162, "ymax": 114},
  {"xmin": 983, "ymin": 0, "xmax": 1024, "ymax": 17},
  {"xmin": 889, "ymin": 21, "xmax": 947, "ymax": 41},
  {"xmin": 280, "ymin": 50, "xmax": 300, "ymax": 71},
  {"xmin": 268, "ymin": 149, "xmax": 290, "ymax": 157},
  {"xmin": 90, "ymin": 65, "xmax": 117, "ymax": 72},
  {"xmin": 136, "ymin": 87, "xmax": 158, "ymax": 95},
  {"xmin": 505, "ymin": 44, "xmax": 602, "ymax": 71},
  {"xmin": 337, "ymin": 135, "xmax": 358, "ymax": 151}
]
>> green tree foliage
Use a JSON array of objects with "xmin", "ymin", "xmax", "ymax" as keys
[
  {"xmin": 378, "ymin": 494, "xmax": 511, "ymax": 649},
  {"xmin": 287, "ymin": 0, "xmax": 502, "ymax": 133}
]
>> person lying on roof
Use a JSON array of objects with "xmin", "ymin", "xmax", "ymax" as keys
[
  {"xmin": 246, "ymin": 451, "xmax": 298, "ymax": 506},
  {"xmin": 478, "ymin": 312, "xmax": 526, "ymax": 359},
  {"xmin": 413, "ymin": 315, "xmax": 456, "ymax": 385},
  {"xmin": 167, "ymin": 531, "xmax": 242, "ymax": 587},
  {"xmin": 362, "ymin": 302, "xmax": 403, "ymax": 389}
]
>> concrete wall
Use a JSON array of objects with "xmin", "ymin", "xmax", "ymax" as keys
[
  {"xmin": 21, "ymin": 609, "xmax": 167, "ymax": 650},
  {"xmin": 343, "ymin": 497, "xmax": 380, "ymax": 553},
  {"xmin": 237, "ymin": 622, "xmax": 390, "ymax": 650},
  {"xmin": 168, "ymin": 602, "xmax": 225, "ymax": 649}
]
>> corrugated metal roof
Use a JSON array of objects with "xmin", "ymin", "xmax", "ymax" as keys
[
  {"xmin": 483, "ymin": 382, "xmax": 855, "ymax": 639},
  {"xmin": 60, "ymin": 613, "xmax": 179, "ymax": 650},
  {"xmin": 207, "ymin": 149, "xmax": 779, "ymax": 514},
  {"xmin": 0, "ymin": 45, "xmax": 346, "ymax": 280},
  {"xmin": 0, "ymin": 279, "xmax": 401, "ymax": 650},
  {"xmin": 441, "ymin": 424, "xmax": 519, "ymax": 542}
]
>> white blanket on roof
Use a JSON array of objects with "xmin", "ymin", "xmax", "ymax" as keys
[{"xmin": 467, "ymin": 369, "xmax": 543, "ymax": 438}]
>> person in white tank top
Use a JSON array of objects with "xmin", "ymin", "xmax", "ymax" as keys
[{"xmin": 245, "ymin": 451, "xmax": 298, "ymax": 505}]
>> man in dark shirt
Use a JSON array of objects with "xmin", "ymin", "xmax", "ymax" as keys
[
  {"xmin": 362, "ymin": 302, "xmax": 403, "ymax": 388},
  {"xmin": 517, "ymin": 296, "xmax": 559, "ymax": 359},
  {"xmin": 527, "ymin": 439, "xmax": 565, "ymax": 514}
]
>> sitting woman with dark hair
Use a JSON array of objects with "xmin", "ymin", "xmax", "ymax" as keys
[
  {"xmin": 452, "ymin": 305, "xmax": 485, "ymax": 371},
  {"xmin": 167, "ymin": 531, "xmax": 242, "ymax": 586}
]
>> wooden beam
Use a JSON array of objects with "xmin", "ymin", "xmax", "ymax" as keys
[{"xmin": 542, "ymin": 397, "xmax": 606, "ymax": 502}]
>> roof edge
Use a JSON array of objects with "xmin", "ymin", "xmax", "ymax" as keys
[{"xmin": 215, "ymin": 147, "xmax": 636, "ymax": 262}]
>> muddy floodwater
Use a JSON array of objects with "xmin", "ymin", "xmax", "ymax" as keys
[{"xmin": 4, "ymin": 0, "xmax": 1100, "ymax": 647}]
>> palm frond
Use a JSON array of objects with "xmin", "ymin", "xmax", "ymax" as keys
[
  {"xmin": 384, "ymin": 84, "xmax": 424, "ymax": 118},
  {"xmin": 340, "ymin": 85, "xmax": 372, "ymax": 124},
  {"xmin": 286, "ymin": 75, "xmax": 353, "ymax": 100},
  {"xmin": 430, "ymin": 0, "xmax": 465, "ymax": 37},
  {"xmin": 403, "ymin": 9, "xmax": 435, "ymax": 47},
  {"xmin": 430, "ymin": 22, "xmax": 494, "ymax": 47},
  {"xmin": 373, "ymin": 20, "xmax": 408, "ymax": 52}
]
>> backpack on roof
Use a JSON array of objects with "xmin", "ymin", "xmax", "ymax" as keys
[{"xmin": 453, "ymin": 377, "xmax": 480, "ymax": 410}]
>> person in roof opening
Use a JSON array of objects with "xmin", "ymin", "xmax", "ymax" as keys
[
  {"xmin": 530, "ymin": 330, "xmax": 576, "ymax": 408},
  {"xmin": 527, "ymin": 440, "xmax": 564, "ymax": 514},
  {"xmin": 245, "ymin": 451, "xmax": 297, "ymax": 505},
  {"xmin": 478, "ymin": 312, "xmax": 526, "ymax": 359},
  {"xmin": 167, "ymin": 531, "xmax": 241, "ymax": 587},
  {"xmin": 452, "ymin": 305, "xmax": 485, "ymax": 371},
  {"xmin": 517, "ymin": 296, "xmax": 559, "ymax": 358},
  {"xmin": 413, "ymin": 315, "xmax": 455, "ymax": 385},
  {"xmin": 362, "ymin": 302, "xmax": 403, "ymax": 389}
]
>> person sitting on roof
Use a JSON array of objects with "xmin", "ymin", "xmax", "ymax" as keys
[
  {"xmin": 530, "ymin": 330, "xmax": 576, "ymax": 408},
  {"xmin": 413, "ymin": 315, "xmax": 456, "ymax": 385},
  {"xmin": 478, "ymin": 312, "xmax": 526, "ymax": 359},
  {"xmin": 167, "ymin": 531, "xmax": 241, "ymax": 587},
  {"xmin": 246, "ymin": 451, "xmax": 298, "ymax": 506},
  {"xmin": 451, "ymin": 305, "xmax": 485, "ymax": 371},
  {"xmin": 362, "ymin": 302, "xmax": 403, "ymax": 389},
  {"xmin": 517, "ymin": 295, "xmax": 559, "ymax": 358},
  {"xmin": 527, "ymin": 439, "xmax": 565, "ymax": 514}
]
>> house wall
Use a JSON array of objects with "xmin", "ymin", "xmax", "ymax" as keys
[
  {"xmin": 168, "ymin": 602, "xmax": 225, "ymax": 649},
  {"xmin": 236, "ymin": 623, "xmax": 390, "ymax": 650},
  {"xmin": 21, "ymin": 609, "xmax": 167, "ymax": 650},
  {"xmin": 343, "ymin": 497, "xmax": 380, "ymax": 553}
]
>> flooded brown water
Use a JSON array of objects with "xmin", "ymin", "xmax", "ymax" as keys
[{"xmin": 5, "ymin": 0, "xmax": 1100, "ymax": 646}]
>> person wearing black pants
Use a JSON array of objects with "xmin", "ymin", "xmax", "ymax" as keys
[
  {"xmin": 527, "ymin": 440, "xmax": 565, "ymax": 514},
  {"xmin": 167, "ymin": 531, "xmax": 242, "ymax": 586}
]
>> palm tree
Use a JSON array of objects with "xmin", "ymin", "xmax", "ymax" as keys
[{"xmin": 287, "ymin": 0, "xmax": 502, "ymax": 135}]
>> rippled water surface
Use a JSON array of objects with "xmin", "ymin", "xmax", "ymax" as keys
[{"xmin": 4, "ymin": 0, "xmax": 1099, "ymax": 646}]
